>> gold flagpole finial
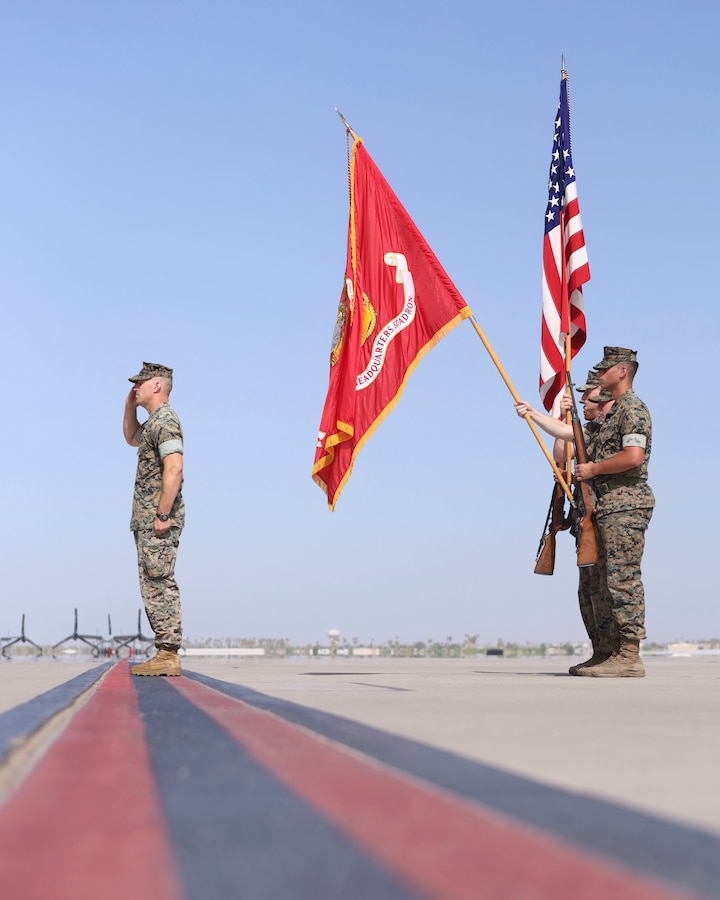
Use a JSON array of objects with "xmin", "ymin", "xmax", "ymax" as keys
[{"xmin": 561, "ymin": 51, "xmax": 567, "ymax": 79}]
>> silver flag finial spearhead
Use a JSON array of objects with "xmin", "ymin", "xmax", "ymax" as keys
[{"xmin": 335, "ymin": 107, "xmax": 353, "ymax": 132}]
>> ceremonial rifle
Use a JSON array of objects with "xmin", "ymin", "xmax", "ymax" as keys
[
  {"xmin": 566, "ymin": 373, "xmax": 599, "ymax": 567},
  {"xmin": 534, "ymin": 480, "xmax": 575, "ymax": 575}
]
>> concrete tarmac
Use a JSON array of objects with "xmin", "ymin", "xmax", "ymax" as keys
[
  {"xmin": 184, "ymin": 654, "xmax": 720, "ymax": 837},
  {"xmin": 1, "ymin": 653, "xmax": 719, "ymax": 898},
  {"xmin": 1, "ymin": 654, "xmax": 718, "ymax": 834}
]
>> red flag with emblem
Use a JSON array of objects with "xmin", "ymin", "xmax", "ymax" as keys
[{"xmin": 312, "ymin": 137, "xmax": 472, "ymax": 510}]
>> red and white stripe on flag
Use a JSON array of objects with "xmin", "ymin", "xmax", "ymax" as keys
[{"xmin": 540, "ymin": 73, "xmax": 590, "ymax": 415}]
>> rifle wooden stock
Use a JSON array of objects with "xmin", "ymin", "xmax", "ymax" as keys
[
  {"xmin": 534, "ymin": 533, "xmax": 556, "ymax": 576},
  {"xmin": 575, "ymin": 502, "xmax": 598, "ymax": 567},
  {"xmin": 534, "ymin": 481, "xmax": 573, "ymax": 575}
]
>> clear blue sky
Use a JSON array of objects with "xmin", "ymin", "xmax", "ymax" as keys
[{"xmin": 1, "ymin": 1, "xmax": 717, "ymax": 647}]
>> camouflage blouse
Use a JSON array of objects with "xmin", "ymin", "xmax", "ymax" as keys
[
  {"xmin": 593, "ymin": 390, "xmax": 655, "ymax": 516},
  {"xmin": 584, "ymin": 419, "xmax": 602, "ymax": 460},
  {"xmin": 130, "ymin": 402, "xmax": 185, "ymax": 531}
]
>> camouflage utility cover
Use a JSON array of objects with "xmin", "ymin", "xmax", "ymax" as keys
[
  {"xmin": 593, "ymin": 346, "xmax": 637, "ymax": 370},
  {"xmin": 129, "ymin": 361, "xmax": 173, "ymax": 383},
  {"xmin": 130, "ymin": 402, "xmax": 185, "ymax": 530},
  {"xmin": 576, "ymin": 369, "xmax": 601, "ymax": 392}
]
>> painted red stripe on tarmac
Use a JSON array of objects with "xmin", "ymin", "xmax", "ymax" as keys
[
  {"xmin": 174, "ymin": 677, "xmax": 692, "ymax": 900},
  {"xmin": 0, "ymin": 661, "xmax": 184, "ymax": 900}
]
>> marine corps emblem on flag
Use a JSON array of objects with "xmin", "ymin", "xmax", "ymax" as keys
[
  {"xmin": 313, "ymin": 137, "xmax": 471, "ymax": 509},
  {"xmin": 331, "ymin": 281, "xmax": 377, "ymax": 368},
  {"xmin": 329, "ymin": 281, "xmax": 349, "ymax": 368}
]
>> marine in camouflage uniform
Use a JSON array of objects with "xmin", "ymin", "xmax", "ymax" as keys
[
  {"xmin": 124, "ymin": 362, "xmax": 185, "ymax": 676},
  {"xmin": 555, "ymin": 373, "xmax": 616, "ymax": 674},
  {"xmin": 575, "ymin": 347, "xmax": 654, "ymax": 678},
  {"xmin": 514, "ymin": 377, "xmax": 614, "ymax": 673},
  {"xmin": 572, "ymin": 391, "xmax": 617, "ymax": 671}
]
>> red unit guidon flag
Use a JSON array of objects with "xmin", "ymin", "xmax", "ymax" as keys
[
  {"xmin": 312, "ymin": 138, "xmax": 472, "ymax": 509},
  {"xmin": 540, "ymin": 70, "xmax": 590, "ymax": 415}
]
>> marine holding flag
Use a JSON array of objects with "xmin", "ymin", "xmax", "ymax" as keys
[{"xmin": 313, "ymin": 137, "xmax": 472, "ymax": 509}]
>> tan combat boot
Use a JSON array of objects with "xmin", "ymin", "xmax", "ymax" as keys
[
  {"xmin": 131, "ymin": 648, "xmax": 182, "ymax": 677},
  {"xmin": 569, "ymin": 650, "xmax": 611, "ymax": 676},
  {"xmin": 579, "ymin": 640, "xmax": 645, "ymax": 678}
]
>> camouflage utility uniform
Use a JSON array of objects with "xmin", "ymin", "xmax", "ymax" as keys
[
  {"xmin": 592, "ymin": 390, "xmax": 654, "ymax": 643},
  {"xmin": 577, "ymin": 419, "xmax": 615, "ymax": 654},
  {"xmin": 131, "ymin": 402, "xmax": 185, "ymax": 650}
]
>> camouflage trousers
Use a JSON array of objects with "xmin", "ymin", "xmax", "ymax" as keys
[
  {"xmin": 577, "ymin": 525, "xmax": 617, "ymax": 654},
  {"xmin": 595, "ymin": 508, "xmax": 653, "ymax": 642},
  {"xmin": 134, "ymin": 528, "xmax": 183, "ymax": 651}
]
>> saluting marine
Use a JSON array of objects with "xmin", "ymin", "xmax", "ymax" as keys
[{"xmin": 123, "ymin": 362, "xmax": 185, "ymax": 676}]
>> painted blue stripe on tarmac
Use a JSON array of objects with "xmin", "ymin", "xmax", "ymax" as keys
[
  {"xmin": 0, "ymin": 663, "xmax": 112, "ymax": 764},
  {"xmin": 185, "ymin": 670, "xmax": 720, "ymax": 900},
  {"xmin": 134, "ymin": 678, "xmax": 420, "ymax": 900}
]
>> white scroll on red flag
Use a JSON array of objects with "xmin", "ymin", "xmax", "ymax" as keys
[
  {"xmin": 539, "ymin": 70, "xmax": 590, "ymax": 415},
  {"xmin": 312, "ymin": 138, "xmax": 472, "ymax": 510}
]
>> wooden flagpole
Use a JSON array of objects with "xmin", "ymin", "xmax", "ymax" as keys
[
  {"xmin": 561, "ymin": 60, "xmax": 575, "ymax": 479},
  {"xmin": 563, "ymin": 333, "xmax": 574, "ymax": 478},
  {"xmin": 468, "ymin": 315, "xmax": 574, "ymax": 503}
]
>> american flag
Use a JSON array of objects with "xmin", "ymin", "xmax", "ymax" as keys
[{"xmin": 539, "ymin": 71, "xmax": 590, "ymax": 415}]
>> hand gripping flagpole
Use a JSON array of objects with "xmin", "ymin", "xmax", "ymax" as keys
[{"xmin": 468, "ymin": 315, "xmax": 574, "ymax": 504}]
